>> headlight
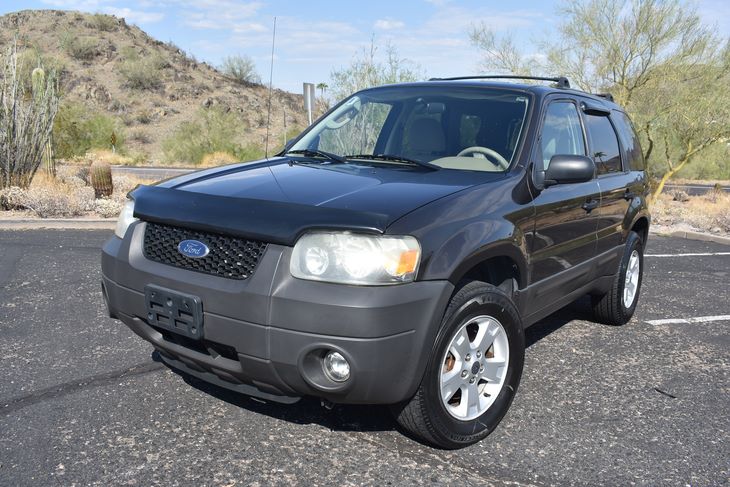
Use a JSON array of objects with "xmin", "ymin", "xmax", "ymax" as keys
[
  {"xmin": 114, "ymin": 199, "xmax": 137, "ymax": 239},
  {"xmin": 290, "ymin": 232, "xmax": 421, "ymax": 285}
]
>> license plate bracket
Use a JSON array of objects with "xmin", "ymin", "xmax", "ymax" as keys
[{"xmin": 144, "ymin": 285, "xmax": 203, "ymax": 340}]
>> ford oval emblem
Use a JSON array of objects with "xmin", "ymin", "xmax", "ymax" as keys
[{"xmin": 178, "ymin": 239, "xmax": 210, "ymax": 259}]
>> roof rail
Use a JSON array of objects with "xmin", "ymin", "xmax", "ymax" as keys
[
  {"xmin": 594, "ymin": 93, "xmax": 615, "ymax": 102},
  {"xmin": 429, "ymin": 75, "xmax": 571, "ymax": 89}
]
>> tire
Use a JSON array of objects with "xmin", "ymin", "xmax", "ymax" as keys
[
  {"xmin": 592, "ymin": 231, "xmax": 644, "ymax": 326},
  {"xmin": 392, "ymin": 281, "xmax": 525, "ymax": 449}
]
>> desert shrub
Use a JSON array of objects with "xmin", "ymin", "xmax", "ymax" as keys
[
  {"xmin": 119, "ymin": 56, "xmax": 164, "ymax": 90},
  {"xmin": 672, "ymin": 190, "xmax": 689, "ymax": 202},
  {"xmin": 130, "ymin": 130, "xmax": 151, "ymax": 144},
  {"xmin": 112, "ymin": 175, "xmax": 143, "ymax": 194},
  {"xmin": 53, "ymin": 102, "xmax": 126, "ymax": 158},
  {"xmin": 162, "ymin": 107, "xmax": 264, "ymax": 164},
  {"xmin": 108, "ymin": 99, "xmax": 126, "ymax": 112},
  {"xmin": 87, "ymin": 13, "xmax": 117, "ymax": 32},
  {"xmin": 220, "ymin": 54, "xmax": 261, "ymax": 84},
  {"xmin": 94, "ymin": 198, "xmax": 123, "ymax": 217},
  {"xmin": 15, "ymin": 186, "xmax": 85, "ymax": 217},
  {"xmin": 0, "ymin": 186, "xmax": 25, "ymax": 210},
  {"xmin": 57, "ymin": 164, "xmax": 90, "ymax": 184},
  {"xmin": 136, "ymin": 110, "xmax": 152, "ymax": 124},
  {"xmin": 61, "ymin": 175, "xmax": 87, "ymax": 188},
  {"xmin": 74, "ymin": 186, "xmax": 96, "ymax": 211},
  {"xmin": 64, "ymin": 36, "xmax": 98, "ymax": 60}
]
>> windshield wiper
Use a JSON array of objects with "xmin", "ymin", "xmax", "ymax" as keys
[
  {"xmin": 345, "ymin": 154, "xmax": 441, "ymax": 171},
  {"xmin": 285, "ymin": 149, "xmax": 347, "ymax": 164}
]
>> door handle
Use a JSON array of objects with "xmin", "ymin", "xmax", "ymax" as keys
[
  {"xmin": 582, "ymin": 199, "xmax": 599, "ymax": 212},
  {"xmin": 624, "ymin": 190, "xmax": 636, "ymax": 201}
]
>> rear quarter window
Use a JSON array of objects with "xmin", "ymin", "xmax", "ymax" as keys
[{"xmin": 584, "ymin": 114, "xmax": 622, "ymax": 175}]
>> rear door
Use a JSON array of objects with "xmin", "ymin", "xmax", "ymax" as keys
[
  {"xmin": 527, "ymin": 97, "xmax": 600, "ymax": 313},
  {"xmin": 580, "ymin": 102, "xmax": 632, "ymax": 264}
]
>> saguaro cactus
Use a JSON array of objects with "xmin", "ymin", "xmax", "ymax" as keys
[{"xmin": 90, "ymin": 161, "xmax": 113, "ymax": 198}]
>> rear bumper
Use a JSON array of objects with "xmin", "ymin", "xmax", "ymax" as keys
[{"xmin": 102, "ymin": 221, "xmax": 453, "ymax": 404}]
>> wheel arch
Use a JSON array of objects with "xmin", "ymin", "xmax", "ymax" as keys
[
  {"xmin": 630, "ymin": 215, "xmax": 650, "ymax": 244},
  {"xmin": 447, "ymin": 244, "xmax": 527, "ymax": 296}
]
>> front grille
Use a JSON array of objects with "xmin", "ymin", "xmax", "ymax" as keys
[{"xmin": 143, "ymin": 222, "xmax": 267, "ymax": 280}]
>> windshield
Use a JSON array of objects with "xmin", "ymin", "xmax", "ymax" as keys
[{"xmin": 288, "ymin": 86, "xmax": 531, "ymax": 172}]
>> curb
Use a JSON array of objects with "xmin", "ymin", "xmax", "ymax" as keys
[
  {"xmin": 0, "ymin": 218, "xmax": 116, "ymax": 230},
  {"xmin": 668, "ymin": 230, "xmax": 730, "ymax": 246}
]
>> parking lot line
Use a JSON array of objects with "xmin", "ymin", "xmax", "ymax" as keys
[
  {"xmin": 646, "ymin": 314, "xmax": 730, "ymax": 325},
  {"xmin": 644, "ymin": 252, "xmax": 730, "ymax": 257}
]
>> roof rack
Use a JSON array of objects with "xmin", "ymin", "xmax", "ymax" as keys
[
  {"xmin": 429, "ymin": 75, "xmax": 571, "ymax": 89},
  {"xmin": 594, "ymin": 93, "xmax": 615, "ymax": 102}
]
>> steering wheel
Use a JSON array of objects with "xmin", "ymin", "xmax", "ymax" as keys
[{"xmin": 456, "ymin": 146, "xmax": 509, "ymax": 170}]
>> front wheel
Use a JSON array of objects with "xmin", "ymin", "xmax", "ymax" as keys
[
  {"xmin": 392, "ymin": 281, "xmax": 524, "ymax": 449},
  {"xmin": 592, "ymin": 231, "xmax": 644, "ymax": 326}
]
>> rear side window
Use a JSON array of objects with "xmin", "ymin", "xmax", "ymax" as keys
[
  {"xmin": 540, "ymin": 102, "xmax": 585, "ymax": 170},
  {"xmin": 613, "ymin": 112, "xmax": 645, "ymax": 171},
  {"xmin": 584, "ymin": 115, "xmax": 622, "ymax": 174}
]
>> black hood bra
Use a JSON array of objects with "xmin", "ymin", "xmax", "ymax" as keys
[{"xmin": 132, "ymin": 158, "xmax": 501, "ymax": 244}]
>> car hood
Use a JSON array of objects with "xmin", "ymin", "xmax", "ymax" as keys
[{"xmin": 131, "ymin": 158, "xmax": 502, "ymax": 245}]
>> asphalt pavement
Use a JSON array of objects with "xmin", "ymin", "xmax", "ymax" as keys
[
  {"xmin": 0, "ymin": 230, "xmax": 728, "ymax": 486},
  {"xmin": 664, "ymin": 183, "xmax": 730, "ymax": 196}
]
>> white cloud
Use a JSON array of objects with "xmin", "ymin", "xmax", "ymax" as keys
[
  {"xmin": 103, "ymin": 6, "xmax": 163, "ymax": 23},
  {"xmin": 374, "ymin": 18, "xmax": 405, "ymax": 31},
  {"xmin": 175, "ymin": 0, "xmax": 264, "ymax": 30}
]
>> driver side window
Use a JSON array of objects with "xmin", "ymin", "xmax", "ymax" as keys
[{"xmin": 540, "ymin": 102, "xmax": 585, "ymax": 170}]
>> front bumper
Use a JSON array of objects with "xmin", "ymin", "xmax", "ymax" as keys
[{"xmin": 102, "ymin": 221, "xmax": 453, "ymax": 404}]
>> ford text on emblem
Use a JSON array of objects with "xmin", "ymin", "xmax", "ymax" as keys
[{"xmin": 178, "ymin": 240, "xmax": 210, "ymax": 259}]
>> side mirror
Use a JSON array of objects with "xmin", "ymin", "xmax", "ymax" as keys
[
  {"xmin": 283, "ymin": 138, "xmax": 296, "ymax": 151},
  {"xmin": 545, "ymin": 155, "xmax": 595, "ymax": 186}
]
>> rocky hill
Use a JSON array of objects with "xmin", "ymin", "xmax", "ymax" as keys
[{"xmin": 0, "ymin": 9, "xmax": 306, "ymax": 164}]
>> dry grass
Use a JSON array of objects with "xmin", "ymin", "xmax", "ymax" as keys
[
  {"xmin": 76, "ymin": 149, "xmax": 137, "ymax": 166},
  {"xmin": 652, "ymin": 189, "xmax": 730, "ymax": 235},
  {"xmin": 199, "ymin": 151, "xmax": 239, "ymax": 167}
]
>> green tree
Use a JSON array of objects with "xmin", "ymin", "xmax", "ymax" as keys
[
  {"xmin": 220, "ymin": 54, "xmax": 261, "ymax": 84},
  {"xmin": 53, "ymin": 102, "xmax": 126, "ymax": 158},
  {"xmin": 162, "ymin": 107, "xmax": 262, "ymax": 164},
  {"xmin": 329, "ymin": 38, "xmax": 423, "ymax": 102},
  {"xmin": 469, "ymin": 0, "xmax": 730, "ymax": 201}
]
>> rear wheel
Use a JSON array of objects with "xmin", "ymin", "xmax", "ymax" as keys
[
  {"xmin": 392, "ymin": 281, "xmax": 524, "ymax": 449},
  {"xmin": 592, "ymin": 231, "xmax": 644, "ymax": 326}
]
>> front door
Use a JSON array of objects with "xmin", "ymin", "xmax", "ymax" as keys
[{"xmin": 527, "ymin": 98, "xmax": 599, "ymax": 314}]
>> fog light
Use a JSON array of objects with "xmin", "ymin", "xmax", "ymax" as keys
[{"xmin": 323, "ymin": 351, "xmax": 350, "ymax": 382}]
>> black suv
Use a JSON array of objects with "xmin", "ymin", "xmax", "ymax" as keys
[{"xmin": 102, "ymin": 76, "xmax": 650, "ymax": 449}]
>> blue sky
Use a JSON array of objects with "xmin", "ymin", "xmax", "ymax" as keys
[{"xmin": 3, "ymin": 0, "xmax": 730, "ymax": 94}]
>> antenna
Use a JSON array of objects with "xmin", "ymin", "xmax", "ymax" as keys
[{"xmin": 264, "ymin": 16, "xmax": 277, "ymax": 158}]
